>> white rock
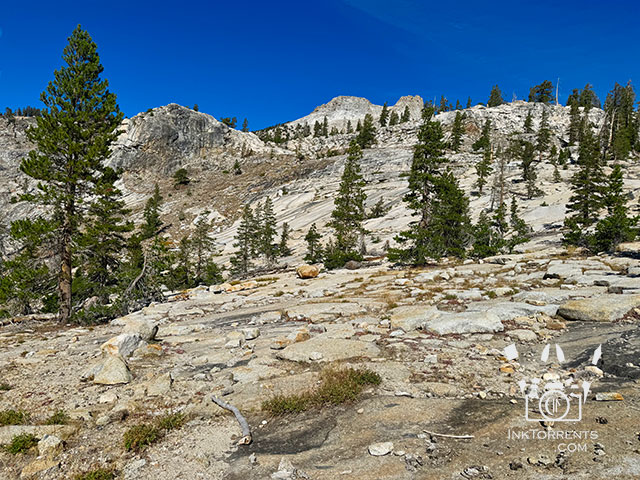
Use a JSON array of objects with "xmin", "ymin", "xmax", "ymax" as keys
[{"xmin": 368, "ymin": 442, "xmax": 394, "ymax": 456}]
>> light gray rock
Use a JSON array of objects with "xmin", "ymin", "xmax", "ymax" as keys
[
  {"xmin": 558, "ymin": 294, "xmax": 640, "ymax": 322},
  {"xmin": 426, "ymin": 311, "xmax": 503, "ymax": 335},
  {"xmin": 508, "ymin": 329, "xmax": 538, "ymax": 342},
  {"xmin": 100, "ymin": 333, "xmax": 142, "ymax": 358},
  {"xmin": 38, "ymin": 434, "xmax": 63, "ymax": 457},
  {"xmin": 389, "ymin": 305, "xmax": 440, "ymax": 331},
  {"xmin": 242, "ymin": 327, "xmax": 260, "ymax": 340},
  {"xmin": 93, "ymin": 355, "xmax": 132, "ymax": 385},
  {"xmin": 276, "ymin": 337, "xmax": 379, "ymax": 362},
  {"xmin": 146, "ymin": 372, "xmax": 173, "ymax": 396}
]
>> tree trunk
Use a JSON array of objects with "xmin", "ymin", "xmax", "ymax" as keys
[{"xmin": 58, "ymin": 204, "xmax": 74, "ymax": 323}]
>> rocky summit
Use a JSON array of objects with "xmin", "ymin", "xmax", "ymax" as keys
[{"xmin": 2, "ymin": 91, "xmax": 640, "ymax": 480}]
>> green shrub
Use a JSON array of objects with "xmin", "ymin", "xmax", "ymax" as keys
[
  {"xmin": 45, "ymin": 410, "xmax": 70, "ymax": 425},
  {"xmin": 4, "ymin": 433, "xmax": 38, "ymax": 454},
  {"xmin": 0, "ymin": 383, "xmax": 11, "ymax": 391},
  {"xmin": 0, "ymin": 409, "xmax": 29, "ymax": 426},
  {"xmin": 262, "ymin": 367, "xmax": 381, "ymax": 415},
  {"xmin": 74, "ymin": 468, "xmax": 115, "ymax": 480},
  {"xmin": 156, "ymin": 412, "xmax": 186, "ymax": 432},
  {"xmin": 123, "ymin": 424, "xmax": 160, "ymax": 452}
]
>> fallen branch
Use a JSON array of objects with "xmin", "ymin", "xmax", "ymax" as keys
[
  {"xmin": 123, "ymin": 248, "xmax": 149, "ymax": 298},
  {"xmin": 424, "ymin": 430, "xmax": 474, "ymax": 440},
  {"xmin": 211, "ymin": 395, "xmax": 252, "ymax": 445}
]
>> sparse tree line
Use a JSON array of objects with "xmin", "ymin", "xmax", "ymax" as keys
[
  {"xmin": 1, "ymin": 106, "xmax": 43, "ymax": 119},
  {"xmin": 1, "ymin": 26, "xmax": 639, "ymax": 325}
]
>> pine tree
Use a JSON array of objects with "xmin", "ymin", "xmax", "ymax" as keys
[
  {"xmin": 466, "ymin": 97, "xmax": 472, "ymax": 109},
  {"xmin": 388, "ymin": 104, "xmax": 471, "ymax": 263},
  {"xmin": 230, "ymin": 205, "xmax": 256, "ymax": 277},
  {"xmin": 329, "ymin": 140, "xmax": 367, "ymax": 254},
  {"xmin": 487, "ymin": 85, "xmax": 505, "ymax": 107},
  {"xmin": 355, "ymin": 114, "xmax": 377, "ymax": 149},
  {"xmin": 536, "ymin": 108, "xmax": 551, "ymax": 155},
  {"xmin": 0, "ymin": 218, "xmax": 56, "ymax": 316},
  {"xmin": 568, "ymin": 99, "xmax": 581, "ymax": 145},
  {"xmin": 304, "ymin": 223, "xmax": 323, "ymax": 263},
  {"xmin": 591, "ymin": 164, "xmax": 637, "ymax": 251},
  {"xmin": 346, "ymin": 120, "xmax": 353, "ymax": 133},
  {"xmin": 508, "ymin": 196, "xmax": 530, "ymax": 251},
  {"xmin": 142, "ymin": 184, "xmax": 163, "ymax": 239},
  {"xmin": 401, "ymin": 106, "xmax": 411, "ymax": 123},
  {"xmin": 241, "ymin": 118, "xmax": 249, "ymax": 132},
  {"xmin": 519, "ymin": 140, "xmax": 542, "ymax": 199},
  {"xmin": 563, "ymin": 129, "xmax": 606, "ymax": 245},
  {"xmin": 475, "ymin": 147, "xmax": 493, "ymax": 194},
  {"xmin": 191, "ymin": 217, "xmax": 219, "ymax": 284},
  {"xmin": 455, "ymin": 99, "xmax": 462, "ymax": 110},
  {"xmin": 322, "ymin": 116, "xmax": 329, "ymax": 137},
  {"xmin": 19, "ymin": 26, "xmax": 123, "ymax": 322},
  {"xmin": 602, "ymin": 81, "xmax": 638, "ymax": 160},
  {"xmin": 258, "ymin": 197, "xmax": 278, "ymax": 263},
  {"xmin": 78, "ymin": 167, "xmax": 133, "ymax": 302},
  {"xmin": 523, "ymin": 110, "xmax": 533, "ymax": 133},
  {"xmin": 528, "ymin": 80, "xmax": 554, "ymax": 103},
  {"xmin": 450, "ymin": 111, "xmax": 465, "ymax": 152},
  {"xmin": 389, "ymin": 111, "xmax": 399, "ymax": 126},
  {"xmin": 278, "ymin": 222, "xmax": 292, "ymax": 256},
  {"xmin": 313, "ymin": 121, "xmax": 322, "ymax": 137},
  {"xmin": 472, "ymin": 119, "xmax": 491, "ymax": 151},
  {"xmin": 472, "ymin": 204, "xmax": 508, "ymax": 258},
  {"xmin": 379, "ymin": 102, "xmax": 389, "ymax": 126},
  {"xmin": 173, "ymin": 168, "xmax": 190, "ymax": 187}
]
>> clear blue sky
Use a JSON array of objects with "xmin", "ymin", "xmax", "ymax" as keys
[{"xmin": 1, "ymin": 0, "xmax": 637, "ymax": 129}]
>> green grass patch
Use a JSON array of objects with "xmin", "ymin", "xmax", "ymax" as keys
[
  {"xmin": 74, "ymin": 468, "xmax": 115, "ymax": 480},
  {"xmin": 4, "ymin": 433, "xmax": 38, "ymax": 454},
  {"xmin": 0, "ymin": 409, "xmax": 29, "ymax": 426},
  {"xmin": 45, "ymin": 410, "xmax": 70, "ymax": 425},
  {"xmin": 262, "ymin": 367, "xmax": 382, "ymax": 415},
  {"xmin": 156, "ymin": 412, "xmax": 186, "ymax": 432},
  {"xmin": 123, "ymin": 411, "xmax": 188, "ymax": 452}
]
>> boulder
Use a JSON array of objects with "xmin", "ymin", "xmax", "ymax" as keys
[
  {"xmin": 100, "ymin": 333, "xmax": 142, "ymax": 358},
  {"xmin": 368, "ymin": 442, "xmax": 393, "ymax": 456},
  {"xmin": 38, "ymin": 434, "xmax": 63, "ymax": 457},
  {"xmin": 276, "ymin": 337, "xmax": 379, "ymax": 362},
  {"xmin": 389, "ymin": 305, "xmax": 440, "ymax": 331},
  {"xmin": 296, "ymin": 264, "xmax": 319, "ymax": 279},
  {"xmin": 93, "ymin": 355, "xmax": 132, "ymax": 385},
  {"xmin": 146, "ymin": 372, "xmax": 173, "ymax": 397},
  {"xmin": 426, "ymin": 311, "xmax": 503, "ymax": 335},
  {"xmin": 122, "ymin": 317, "xmax": 159, "ymax": 341},
  {"xmin": 558, "ymin": 294, "xmax": 640, "ymax": 322},
  {"xmin": 344, "ymin": 260, "xmax": 361, "ymax": 270}
]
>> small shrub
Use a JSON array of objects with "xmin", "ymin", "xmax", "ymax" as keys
[
  {"xmin": 0, "ymin": 409, "xmax": 29, "ymax": 426},
  {"xmin": 4, "ymin": 433, "xmax": 38, "ymax": 454},
  {"xmin": 262, "ymin": 367, "xmax": 381, "ymax": 415},
  {"xmin": 45, "ymin": 410, "xmax": 70, "ymax": 425},
  {"xmin": 443, "ymin": 294, "xmax": 457, "ymax": 300},
  {"xmin": 156, "ymin": 412, "xmax": 186, "ymax": 432},
  {"xmin": 485, "ymin": 290, "xmax": 497, "ymax": 299},
  {"xmin": 0, "ymin": 383, "xmax": 11, "ymax": 391},
  {"xmin": 123, "ymin": 424, "xmax": 160, "ymax": 452},
  {"xmin": 74, "ymin": 469, "xmax": 115, "ymax": 480}
]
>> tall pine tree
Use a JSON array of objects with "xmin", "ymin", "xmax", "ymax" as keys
[{"xmin": 19, "ymin": 25, "xmax": 123, "ymax": 322}]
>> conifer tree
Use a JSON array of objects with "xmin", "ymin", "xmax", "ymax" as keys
[
  {"xmin": 379, "ymin": 102, "xmax": 389, "ymax": 126},
  {"xmin": 304, "ymin": 223, "xmax": 323, "ymax": 263},
  {"xmin": 475, "ymin": 147, "xmax": 493, "ymax": 194},
  {"xmin": 230, "ymin": 205, "xmax": 256, "ymax": 277},
  {"xmin": 322, "ymin": 116, "xmax": 329, "ymax": 137},
  {"xmin": 466, "ymin": 97, "xmax": 472, "ymax": 109},
  {"xmin": 278, "ymin": 222, "xmax": 292, "ymax": 256},
  {"xmin": 329, "ymin": 140, "xmax": 367, "ymax": 254},
  {"xmin": 455, "ymin": 99, "xmax": 462, "ymax": 110},
  {"xmin": 242, "ymin": 118, "xmax": 249, "ymax": 132},
  {"xmin": 602, "ymin": 81, "xmax": 638, "ymax": 160},
  {"xmin": 591, "ymin": 165, "xmax": 637, "ymax": 251},
  {"xmin": 472, "ymin": 119, "xmax": 491, "ymax": 151},
  {"xmin": 401, "ymin": 106, "xmax": 411, "ymax": 123},
  {"xmin": 536, "ymin": 108, "xmax": 552, "ymax": 155},
  {"xmin": 450, "ymin": 111, "xmax": 465, "ymax": 152},
  {"xmin": 519, "ymin": 140, "xmax": 542, "ymax": 198},
  {"xmin": 19, "ymin": 25, "xmax": 123, "ymax": 322},
  {"xmin": 563, "ymin": 129, "xmax": 606, "ymax": 245},
  {"xmin": 78, "ymin": 167, "xmax": 133, "ymax": 301},
  {"xmin": 487, "ymin": 85, "xmax": 505, "ymax": 107},
  {"xmin": 191, "ymin": 216, "xmax": 221, "ymax": 285},
  {"xmin": 523, "ymin": 110, "xmax": 533, "ymax": 133},
  {"xmin": 508, "ymin": 196, "xmax": 530, "ymax": 251},
  {"xmin": 142, "ymin": 184, "xmax": 163, "ymax": 239},
  {"xmin": 346, "ymin": 120, "xmax": 353, "ymax": 133},
  {"xmin": 528, "ymin": 80, "xmax": 554, "ymax": 103},
  {"xmin": 388, "ymin": 104, "xmax": 471, "ymax": 263},
  {"xmin": 568, "ymin": 100, "xmax": 581, "ymax": 145},
  {"xmin": 389, "ymin": 111, "xmax": 399, "ymax": 126},
  {"xmin": 258, "ymin": 197, "xmax": 278, "ymax": 263},
  {"xmin": 355, "ymin": 114, "xmax": 377, "ymax": 149},
  {"xmin": 314, "ymin": 121, "xmax": 322, "ymax": 137}
]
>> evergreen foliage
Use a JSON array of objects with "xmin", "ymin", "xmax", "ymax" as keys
[
  {"xmin": 379, "ymin": 102, "xmax": 389, "ymax": 126},
  {"xmin": 450, "ymin": 111, "xmax": 465, "ymax": 152},
  {"xmin": 355, "ymin": 114, "xmax": 377, "ymax": 149},
  {"xmin": 304, "ymin": 223, "xmax": 323, "ymax": 263},
  {"xmin": 487, "ymin": 85, "xmax": 505, "ymax": 107},
  {"xmin": 528, "ymin": 80, "xmax": 554, "ymax": 103}
]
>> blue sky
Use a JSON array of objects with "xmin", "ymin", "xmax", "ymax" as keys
[{"xmin": 1, "ymin": 0, "xmax": 638, "ymax": 129}]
